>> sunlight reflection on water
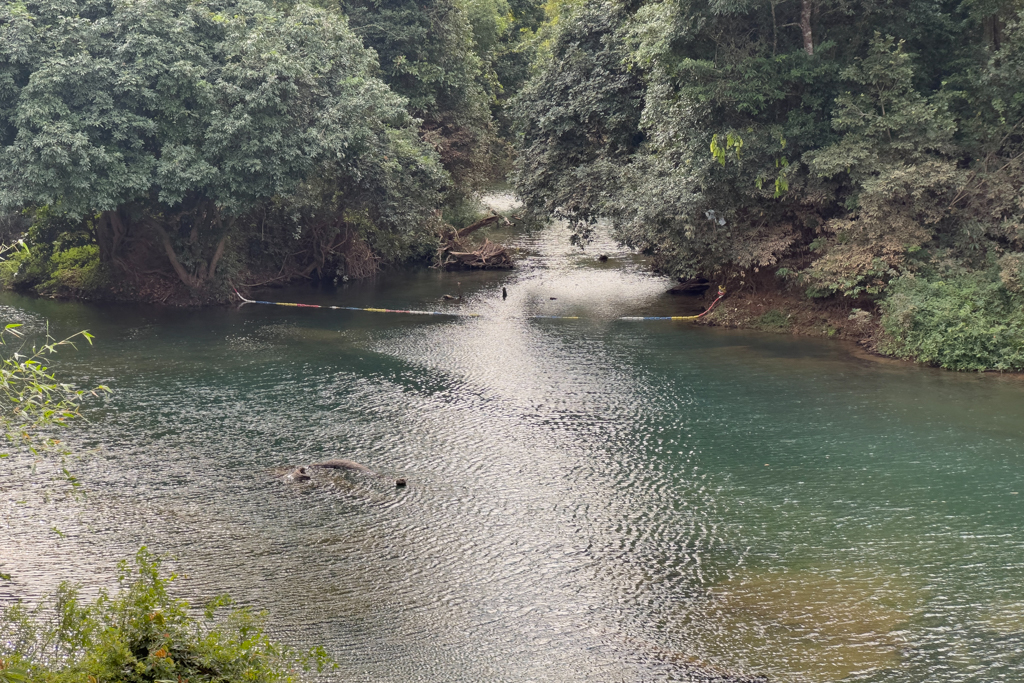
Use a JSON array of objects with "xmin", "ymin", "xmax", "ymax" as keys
[{"xmin": 2, "ymin": 209, "xmax": 1024, "ymax": 682}]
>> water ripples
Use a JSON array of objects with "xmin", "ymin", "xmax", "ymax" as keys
[{"xmin": 3, "ymin": 214, "xmax": 1024, "ymax": 681}]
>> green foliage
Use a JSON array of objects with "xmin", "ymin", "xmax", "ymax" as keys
[
  {"xmin": 38, "ymin": 245, "xmax": 107, "ymax": 297},
  {"xmin": 755, "ymin": 308, "xmax": 790, "ymax": 330},
  {"xmin": 803, "ymin": 34, "xmax": 959, "ymax": 297},
  {"xmin": 880, "ymin": 273, "xmax": 1024, "ymax": 371},
  {"xmin": 442, "ymin": 195, "xmax": 488, "ymax": 231},
  {"xmin": 0, "ymin": 324, "xmax": 106, "ymax": 444},
  {"xmin": 0, "ymin": 233, "xmax": 107, "ymax": 304},
  {"xmin": 512, "ymin": 1, "xmax": 644, "ymax": 244},
  {"xmin": 998, "ymin": 252, "xmax": 1024, "ymax": 293},
  {"xmin": 0, "ymin": 548, "xmax": 333, "ymax": 682},
  {"xmin": 340, "ymin": 0, "xmax": 499, "ymax": 195},
  {"xmin": 0, "ymin": 0, "xmax": 447, "ymax": 295},
  {"xmin": 0, "ymin": 322, "xmax": 109, "ymax": 526},
  {"xmin": 511, "ymin": 0, "xmax": 1024, "ymax": 370},
  {"xmin": 513, "ymin": 0, "xmax": 1024, "ymax": 284},
  {"xmin": 464, "ymin": 0, "xmax": 545, "ymax": 137},
  {"xmin": 0, "ymin": 209, "xmax": 82, "ymax": 291}
]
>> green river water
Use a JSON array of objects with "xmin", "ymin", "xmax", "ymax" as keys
[{"xmin": 2, "ymin": 215, "xmax": 1023, "ymax": 682}]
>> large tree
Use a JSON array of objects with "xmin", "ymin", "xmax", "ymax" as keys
[
  {"xmin": 340, "ymin": 0, "xmax": 498, "ymax": 194},
  {"xmin": 514, "ymin": 0, "xmax": 1024, "ymax": 293},
  {"xmin": 0, "ymin": 0, "xmax": 445, "ymax": 294}
]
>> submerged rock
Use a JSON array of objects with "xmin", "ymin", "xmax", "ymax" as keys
[
  {"xmin": 309, "ymin": 458, "xmax": 375, "ymax": 473},
  {"xmin": 282, "ymin": 466, "xmax": 310, "ymax": 482}
]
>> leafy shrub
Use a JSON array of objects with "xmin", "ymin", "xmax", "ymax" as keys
[
  {"xmin": 998, "ymin": 252, "xmax": 1024, "ymax": 293},
  {"xmin": 0, "ymin": 242, "xmax": 50, "ymax": 291},
  {"xmin": 0, "ymin": 548, "xmax": 332, "ymax": 683},
  {"xmin": 0, "ymin": 242, "xmax": 31, "ymax": 290},
  {"xmin": 880, "ymin": 274, "xmax": 1024, "ymax": 371},
  {"xmin": 755, "ymin": 309, "xmax": 791, "ymax": 331},
  {"xmin": 0, "ymin": 208, "xmax": 99, "ymax": 292},
  {"xmin": 0, "ymin": 324, "xmax": 103, "ymax": 442},
  {"xmin": 38, "ymin": 245, "xmax": 108, "ymax": 298}
]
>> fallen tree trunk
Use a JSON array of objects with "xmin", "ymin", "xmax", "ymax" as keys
[
  {"xmin": 456, "ymin": 213, "xmax": 502, "ymax": 239},
  {"xmin": 437, "ymin": 213, "xmax": 514, "ymax": 270},
  {"xmin": 443, "ymin": 239, "xmax": 514, "ymax": 269}
]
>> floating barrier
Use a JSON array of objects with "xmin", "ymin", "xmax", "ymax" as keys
[
  {"xmin": 234, "ymin": 287, "xmax": 725, "ymax": 322},
  {"xmin": 234, "ymin": 290, "xmax": 479, "ymax": 317}
]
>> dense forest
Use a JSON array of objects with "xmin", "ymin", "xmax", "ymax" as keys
[
  {"xmin": 2, "ymin": 0, "xmax": 1024, "ymax": 369},
  {"xmin": 514, "ymin": 0, "xmax": 1024, "ymax": 370}
]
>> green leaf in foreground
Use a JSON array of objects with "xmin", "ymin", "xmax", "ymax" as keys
[{"xmin": 0, "ymin": 547, "xmax": 334, "ymax": 682}]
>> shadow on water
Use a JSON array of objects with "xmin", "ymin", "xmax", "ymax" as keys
[{"xmin": 3, "ymin": 208, "xmax": 1024, "ymax": 681}]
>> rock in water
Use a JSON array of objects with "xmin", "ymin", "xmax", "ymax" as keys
[
  {"xmin": 283, "ymin": 466, "xmax": 310, "ymax": 482},
  {"xmin": 309, "ymin": 458, "xmax": 375, "ymax": 473}
]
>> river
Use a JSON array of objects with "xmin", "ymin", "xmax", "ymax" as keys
[{"xmin": 2, "ymin": 212, "xmax": 1023, "ymax": 682}]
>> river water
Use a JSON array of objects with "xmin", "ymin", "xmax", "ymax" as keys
[{"xmin": 2, "ymin": 213, "xmax": 1024, "ymax": 682}]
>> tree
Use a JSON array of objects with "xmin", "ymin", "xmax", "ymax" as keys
[
  {"xmin": 804, "ymin": 35, "xmax": 959, "ymax": 296},
  {"xmin": 0, "ymin": 0, "xmax": 445, "ymax": 296},
  {"xmin": 463, "ymin": 0, "xmax": 545, "ymax": 137},
  {"xmin": 512, "ymin": 0, "xmax": 1013, "ymax": 287},
  {"xmin": 341, "ymin": 0, "xmax": 499, "ymax": 195},
  {"xmin": 0, "ymin": 548, "xmax": 332, "ymax": 681},
  {"xmin": 512, "ymin": 1, "xmax": 644, "ymax": 244}
]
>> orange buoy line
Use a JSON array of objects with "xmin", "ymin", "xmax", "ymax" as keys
[{"xmin": 234, "ymin": 287, "xmax": 725, "ymax": 321}]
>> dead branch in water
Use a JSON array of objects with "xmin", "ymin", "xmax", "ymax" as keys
[
  {"xmin": 456, "ymin": 212, "xmax": 504, "ymax": 239},
  {"xmin": 437, "ymin": 212, "xmax": 514, "ymax": 270}
]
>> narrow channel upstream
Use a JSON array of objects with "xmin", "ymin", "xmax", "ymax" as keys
[{"xmin": 2, "ymin": 209, "xmax": 1023, "ymax": 682}]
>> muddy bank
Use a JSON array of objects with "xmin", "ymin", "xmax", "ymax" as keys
[{"xmin": 691, "ymin": 279, "xmax": 883, "ymax": 350}]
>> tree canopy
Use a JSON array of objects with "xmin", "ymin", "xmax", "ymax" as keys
[
  {"xmin": 513, "ymin": 0, "xmax": 1024, "ymax": 369},
  {"xmin": 0, "ymin": 0, "xmax": 448, "ymax": 296}
]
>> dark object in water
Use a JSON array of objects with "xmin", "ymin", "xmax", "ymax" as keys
[
  {"xmin": 502, "ymin": 286, "xmax": 507, "ymax": 300},
  {"xmin": 549, "ymin": 297, "xmax": 557, "ymax": 300},
  {"xmin": 443, "ymin": 281, "xmax": 464, "ymax": 302},
  {"xmin": 310, "ymin": 459, "xmax": 374, "ymax": 473},
  {"xmin": 284, "ymin": 466, "xmax": 310, "ymax": 482},
  {"xmin": 597, "ymin": 254, "xmax": 609, "ymax": 262},
  {"xmin": 311, "ymin": 459, "xmax": 408, "ymax": 489}
]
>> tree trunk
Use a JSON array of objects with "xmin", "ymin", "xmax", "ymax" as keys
[
  {"xmin": 456, "ymin": 213, "xmax": 501, "ymax": 239},
  {"xmin": 108, "ymin": 210, "xmax": 127, "ymax": 256},
  {"xmin": 207, "ymin": 234, "xmax": 228, "ymax": 280},
  {"xmin": 94, "ymin": 212, "xmax": 112, "ymax": 264},
  {"xmin": 151, "ymin": 222, "xmax": 199, "ymax": 289},
  {"xmin": 801, "ymin": 0, "xmax": 813, "ymax": 56},
  {"xmin": 95, "ymin": 210, "xmax": 128, "ymax": 264},
  {"xmin": 984, "ymin": 14, "xmax": 1005, "ymax": 51}
]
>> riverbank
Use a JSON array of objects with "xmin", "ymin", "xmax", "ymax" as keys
[
  {"xmin": 3, "ymin": 189, "xmax": 1019, "ymax": 374},
  {"xmin": 695, "ymin": 281, "xmax": 882, "ymax": 350}
]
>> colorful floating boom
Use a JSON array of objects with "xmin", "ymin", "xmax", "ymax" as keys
[
  {"xmin": 616, "ymin": 287, "xmax": 726, "ymax": 321},
  {"xmin": 234, "ymin": 287, "xmax": 725, "ymax": 321},
  {"xmin": 234, "ymin": 290, "xmax": 479, "ymax": 317}
]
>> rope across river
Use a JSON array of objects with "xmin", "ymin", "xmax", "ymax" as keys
[{"xmin": 234, "ymin": 287, "xmax": 726, "ymax": 321}]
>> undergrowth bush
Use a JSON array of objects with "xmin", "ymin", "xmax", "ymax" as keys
[
  {"xmin": 0, "ymin": 208, "xmax": 109, "ymax": 297},
  {"xmin": 0, "ymin": 243, "xmax": 109, "ymax": 298},
  {"xmin": 755, "ymin": 309, "xmax": 791, "ymax": 331},
  {"xmin": 38, "ymin": 245, "xmax": 108, "ymax": 298},
  {"xmin": 880, "ymin": 274, "xmax": 1024, "ymax": 371},
  {"xmin": 0, "ymin": 548, "xmax": 332, "ymax": 683}
]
